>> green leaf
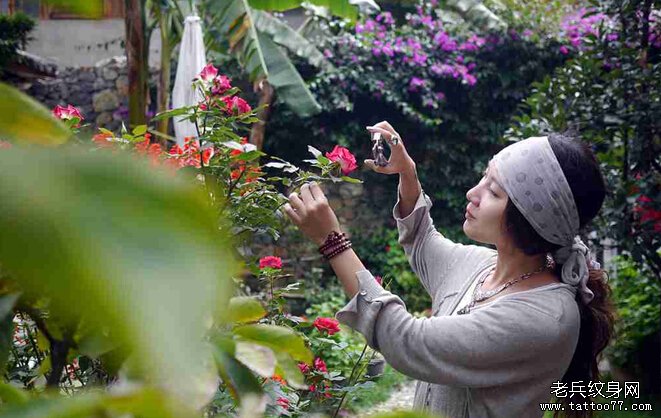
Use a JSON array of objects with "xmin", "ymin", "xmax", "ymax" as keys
[
  {"xmin": 341, "ymin": 176, "xmax": 363, "ymax": 184},
  {"xmin": 0, "ymin": 294, "xmax": 19, "ymax": 375},
  {"xmin": 0, "ymin": 387, "xmax": 195, "ymax": 418},
  {"xmin": 213, "ymin": 1, "xmax": 322, "ymax": 116},
  {"xmin": 151, "ymin": 106, "xmax": 193, "ymax": 122},
  {"xmin": 132, "ymin": 125, "xmax": 148, "ymax": 136},
  {"xmin": 234, "ymin": 341, "xmax": 276, "ymax": 377},
  {"xmin": 316, "ymin": 155, "xmax": 331, "ymax": 165},
  {"xmin": 257, "ymin": 32, "xmax": 322, "ymax": 117},
  {"xmin": 213, "ymin": 345, "xmax": 263, "ymax": 397},
  {"xmin": 252, "ymin": 10, "xmax": 331, "ymax": 70},
  {"xmin": 444, "ymin": 0, "xmax": 506, "ymax": 31},
  {"xmin": 273, "ymin": 351, "xmax": 306, "ymax": 390},
  {"xmin": 0, "ymin": 83, "xmax": 72, "ymax": 145},
  {"xmin": 233, "ymin": 324, "xmax": 313, "ymax": 363},
  {"xmin": 247, "ymin": 0, "xmax": 359, "ymax": 22},
  {"xmin": 0, "ymin": 382, "xmax": 29, "ymax": 405},
  {"xmin": 235, "ymin": 150, "xmax": 265, "ymax": 161},
  {"xmin": 227, "ymin": 297, "xmax": 267, "ymax": 323},
  {"xmin": 0, "ymin": 147, "xmax": 238, "ymax": 403}
]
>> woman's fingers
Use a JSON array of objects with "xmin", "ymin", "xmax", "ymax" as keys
[
  {"xmin": 371, "ymin": 120, "xmax": 397, "ymax": 136},
  {"xmin": 283, "ymin": 203, "xmax": 301, "ymax": 224},
  {"xmin": 363, "ymin": 160, "xmax": 395, "ymax": 174},
  {"xmin": 300, "ymin": 182, "xmax": 315, "ymax": 205},
  {"xmin": 288, "ymin": 192, "xmax": 306, "ymax": 216},
  {"xmin": 309, "ymin": 182, "xmax": 327, "ymax": 202},
  {"xmin": 367, "ymin": 126, "xmax": 402, "ymax": 148}
]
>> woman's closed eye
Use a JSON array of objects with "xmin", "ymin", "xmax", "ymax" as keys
[{"xmin": 481, "ymin": 170, "xmax": 498, "ymax": 196}]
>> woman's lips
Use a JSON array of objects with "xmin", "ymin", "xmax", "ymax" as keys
[{"xmin": 465, "ymin": 209, "xmax": 476, "ymax": 220}]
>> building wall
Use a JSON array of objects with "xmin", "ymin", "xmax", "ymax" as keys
[{"xmin": 25, "ymin": 19, "xmax": 162, "ymax": 68}]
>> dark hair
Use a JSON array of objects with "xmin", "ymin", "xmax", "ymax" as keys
[{"xmin": 500, "ymin": 132, "xmax": 616, "ymax": 418}]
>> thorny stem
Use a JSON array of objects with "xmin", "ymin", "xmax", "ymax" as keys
[{"xmin": 332, "ymin": 343, "xmax": 368, "ymax": 418}]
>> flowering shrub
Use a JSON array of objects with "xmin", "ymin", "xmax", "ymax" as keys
[
  {"xmin": 0, "ymin": 61, "xmax": 378, "ymax": 417},
  {"xmin": 315, "ymin": 3, "xmax": 492, "ymax": 125}
]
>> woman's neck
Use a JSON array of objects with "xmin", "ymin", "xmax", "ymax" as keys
[{"xmin": 486, "ymin": 250, "xmax": 549, "ymax": 290}]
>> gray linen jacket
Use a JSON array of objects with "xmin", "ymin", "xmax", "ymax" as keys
[{"xmin": 335, "ymin": 187, "xmax": 581, "ymax": 418}]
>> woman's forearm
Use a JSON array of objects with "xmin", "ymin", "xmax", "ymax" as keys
[
  {"xmin": 327, "ymin": 248, "xmax": 366, "ymax": 299},
  {"xmin": 398, "ymin": 164, "xmax": 421, "ymax": 218}
]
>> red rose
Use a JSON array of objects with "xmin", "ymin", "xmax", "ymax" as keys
[
  {"xmin": 374, "ymin": 275, "xmax": 383, "ymax": 285},
  {"xmin": 259, "ymin": 256, "xmax": 282, "ymax": 270},
  {"xmin": 313, "ymin": 317, "xmax": 340, "ymax": 335},
  {"xmin": 313, "ymin": 357, "xmax": 327, "ymax": 373},
  {"xmin": 297, "ymin": 362, "xmax": 311, "ymax": 374},
  {"xmin": 385, "ymin": 245, "xmax": 391, "ymax": 252},
  {"xmin": 309, "ymin": 384, "xmax": 316, "ymax": 392},
  {"xmin": 325, "ymin": 145, "xmax": 358, "ymax": 175},
  {"xmin": 276, "ymin": 397, "xmax": 290, "ymax": 409}
]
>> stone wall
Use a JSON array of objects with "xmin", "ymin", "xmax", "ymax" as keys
[{"xmin": 24, "ymin": 56, "xmax": 157, "ymax": 131}]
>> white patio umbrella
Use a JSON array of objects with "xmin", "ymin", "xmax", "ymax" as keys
[{"xmin": 172, "ymin": 14, "xmax": 206, "ymax": 145}]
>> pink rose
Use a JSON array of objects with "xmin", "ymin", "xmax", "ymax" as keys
[
  {"xmin": 211, "ymin": 75, "xmax": 232, "ymax": 95},
  {"xmin": 198, "ymin": 63, "xmax": 218, "ymax": 83},
  {"xmin": 297, "ymin": 362, "xmax": 311, "ymax": 374},
  {"xmin": 52, "ymin": 105, "xmax": 84, "ymax": 126},
  {"xmin": 223, "ymin": 96, "xmax": 252, "ymax": 115},
  {"xmin": 374, "ymin": 275, "xmax": 382, "ymax": 285},
  {"xmin": 313, "ymin": 357, "xmax": 328, "ymax": 373},
  {"xmin": 259, "ymin": 256, "xmax": 282, "ymax": 270},
  {"xmin": 276, "ymin": 397, "xmax": 290, "ymax": 409},
  {"xmin": 325, "ymin": 145, "xmax": 358, "ymax": 175}
]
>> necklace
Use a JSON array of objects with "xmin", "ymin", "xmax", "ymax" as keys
[{"xmin": 456, "ymin": 254, "xmax": 555, "ymax": 315}]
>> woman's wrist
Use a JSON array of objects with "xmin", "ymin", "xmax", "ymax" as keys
[{"xmin": 402, "ymin": 160, "xmax": 416, "ymax": 176}]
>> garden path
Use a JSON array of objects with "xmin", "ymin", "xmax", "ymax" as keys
[{"xmin": 354, "ymin": 379, "xmax": 417, "ymax": 417}]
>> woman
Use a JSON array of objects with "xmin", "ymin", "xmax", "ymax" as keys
[{"xmin": 283, "ymin": 121, "xmax": 615, "ymax": 418}]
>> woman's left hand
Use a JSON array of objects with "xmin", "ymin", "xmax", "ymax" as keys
[{"xmin": 283, "ymin": 182, "xmax": 342, "ymax": 246}]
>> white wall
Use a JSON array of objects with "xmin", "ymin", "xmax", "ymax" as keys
[{"xmin": 26, "ymin": 19, "xmax": 162, "ymax": 68}]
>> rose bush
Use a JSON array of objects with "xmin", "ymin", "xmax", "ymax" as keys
[{"xmin": 1, "ymin": 64, "xmax": 384, "ymax": 417}]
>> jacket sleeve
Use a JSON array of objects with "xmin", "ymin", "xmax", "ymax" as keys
[
  {"xmin": 393, "ymin": 186, "xmax": 469, "ymax": 297},
  {"xmin": 336, "ymin": 269, "xmax": 575, "ymax": 388}
]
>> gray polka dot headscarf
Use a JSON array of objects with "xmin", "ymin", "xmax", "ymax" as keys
[{"xmin": 493, "ymin": 136, "xmax": 599, "ymax": 305}]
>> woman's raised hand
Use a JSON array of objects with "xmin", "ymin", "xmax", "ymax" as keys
[{"xmin": 364, "ymin": 121, "xmax": 416, "ymax": 175}]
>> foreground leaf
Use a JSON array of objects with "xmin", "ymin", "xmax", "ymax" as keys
[
  {"xmin": 0, "ymin": 147, "xmax": 238, "ymax": 404},
  {"xmin": 0, "ymin": 83, "xmax": 71, "ymax": 146}
]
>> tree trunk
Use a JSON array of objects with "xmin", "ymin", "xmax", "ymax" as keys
[
  {"xmin": 249, "ymin": 79, "xmax": 275, "ymax": 151},
  {"xmin": 157, "ymin": 12, "xmax": 172, "ymax": 142},
  {"xmin": 124, "ymin": 0, "xmax": 148, "ymax": 127}
]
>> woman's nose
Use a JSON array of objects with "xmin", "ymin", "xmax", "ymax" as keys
[{"xmin": 466, "ymin": 187, "xmax": 480, "ymax": 206}]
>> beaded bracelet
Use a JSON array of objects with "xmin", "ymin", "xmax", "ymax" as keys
[
  {"xmin": 318, "ymin": 231, "xmax": 347, "ymax": 254},
  {"xmin": 325, "ymin": 242, "xmax": 352, "ymax": 260},
  {"xmin": 318, "ymin": 231, "xmax": 352, "ymax": 260}
]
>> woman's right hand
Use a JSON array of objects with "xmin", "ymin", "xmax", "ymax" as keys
[{"xmin": 364, "ymin": 121, "xmax": 416, "ymax": 175}]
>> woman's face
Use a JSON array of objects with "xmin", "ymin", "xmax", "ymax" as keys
[{"xmin": 463, "ymin": 158, "xmax": 509, "ymax": 245}]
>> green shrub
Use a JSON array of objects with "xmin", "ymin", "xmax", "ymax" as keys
[
  {"xmin": 604, "ymin": 254, "xmax": 661, "ymax": 369},
  {"xmin": 0, "ymin": 12, "xmax": 36, "ymax": 74}
]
